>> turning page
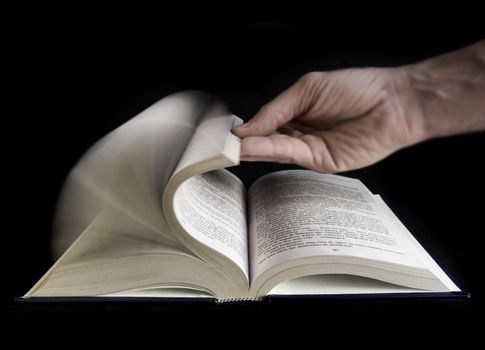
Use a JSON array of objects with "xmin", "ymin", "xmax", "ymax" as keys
[
  {"xmin": 172, "ymin": 170, "xmax": 249, "ymax": 277},
  {"xmin": 52, "ymin": 91, "xmax": 222, "ymax": 257}
]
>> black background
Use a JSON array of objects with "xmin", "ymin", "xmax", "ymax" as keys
[{"xmin": 4, "ymin": 9, "xmax": 485, "ymax": 341}]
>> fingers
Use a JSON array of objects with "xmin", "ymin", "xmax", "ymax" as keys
[
  {"xmin": 240, "ymin": 132, "xmax": 349, "ymax": 173},
  {"xmin": 233, "ymin": 74, "xmax": 319, "ymax": 138},
  {"xmin": 240, "ymin": 134, "xmax": 315, "ymax": 169}
]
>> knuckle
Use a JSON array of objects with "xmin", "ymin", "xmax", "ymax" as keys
[
  {"xmin": 259, "ymin": 104, "xmax": 274, "ymax": 116},
  {"xmin": 298, "ymin": 71, "xmax": 324, "ymax": 86}
]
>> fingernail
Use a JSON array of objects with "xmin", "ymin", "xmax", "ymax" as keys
[
  {"xmin": 233, "ymin": 123, "xmax": 250, "ymax": 135},
  {"xmin": 236, "ymin": 122, "xmax": 250, "ymax": 130}
]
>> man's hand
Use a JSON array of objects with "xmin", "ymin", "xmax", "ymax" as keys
[{"xmin": 233, "ymin": 40, "xmax": 485, "ymax": 173}]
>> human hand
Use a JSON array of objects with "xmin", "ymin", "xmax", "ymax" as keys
[
  {"xmin": 233, "ymin": 68, "xmax": 425, "ymax": 173},
  {"xmin": 234, "ymin": 39, "xmax": 485, "ymax": 173}
]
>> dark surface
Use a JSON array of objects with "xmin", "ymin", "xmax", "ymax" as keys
[{"xmin": 4, "ymin": 15, "xmax": 484, "ymax": 338}]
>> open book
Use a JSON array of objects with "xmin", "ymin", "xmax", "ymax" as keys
[{"xmin": 25, "ymin": 91, "xmax": 460, "ymax": 301}]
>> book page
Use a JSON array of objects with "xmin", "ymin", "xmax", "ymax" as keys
[
  {"xmin": 248, "ymin": 170, "xmax": 427, "ymax": 282},
  {"xmin": 172, "ymin": 101, "xmax": 241, "ymax": 176},
  {"xmin": 29, "ymin": 91, "xmax": 249, "ymax": 298},
  {"xmin": 27, "ymin": 210, "xmax": 214, "ymax": 297},
  {"xmin": 173, "ymin": 170, "xmax": 249, "ymax": 278},
  {"xmin": 52, "ymin": 91, "xmax": 218, "ymax": 257},
  {"xmin": 374, "ymin": 195, "xmax": 460, "ymax": 291},
  {"xmin": 269, "ymin": 274, "xmax": 423, "ymax": 295}
]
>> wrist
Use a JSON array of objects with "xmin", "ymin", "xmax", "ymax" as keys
[
  {"xmin": 404, "ymin": 40, "xmax": 485, "ymax": 140},
  {"xmin": 385, "ymin": 66, "xmax": 429, "ymax": 146}
]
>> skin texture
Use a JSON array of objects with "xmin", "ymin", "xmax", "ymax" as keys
[{"xmin": 233, "ymin": 40, "xmax": 485, "ymax": 173}]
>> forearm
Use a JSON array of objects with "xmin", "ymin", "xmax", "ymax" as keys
[{"xmin": 404, "ymin": 40, "xmax": 485, "ymax": 140}]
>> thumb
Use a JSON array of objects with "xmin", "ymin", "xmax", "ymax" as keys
[{"xmin": 233, "ymin": 75, "xmax": 314, "ymax": 137}]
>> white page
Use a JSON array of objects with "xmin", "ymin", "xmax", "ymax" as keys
[
  {"xmin": 52, "ymin": 92, "xmax": 217, "ymax": 257},
  {"xmin": 374, "ymin": 195, "xmax": 460, "ymax": 291},
  {"xmin": 248, "ymin": 170, "xmax": 427, "ymax": 281},
  {"xmin": 105, "ymin": 287, "xmax": 213, "ymax": 298},
  {"xmin": 173, "ymin": 170, "xmax": 249, "ymax": 278},
  {"xmin": 269, "ymin": 274, "xmax": 432, "ymax": 295},
  {"xmin": 173, "ymin": 101, "xmax": 239, "ymax": 175}
]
